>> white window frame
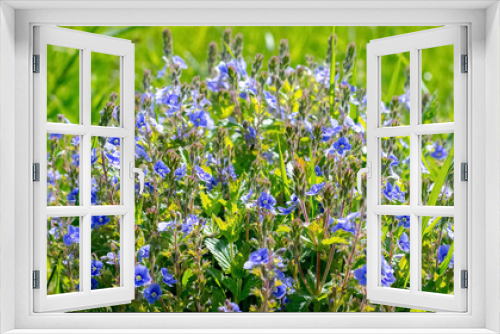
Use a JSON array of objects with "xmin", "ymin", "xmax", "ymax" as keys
[
  {"xmin": 1, "ymin": 1, "xmax": 499, "ymax": 333},
  {"xmin": 366, "ymin": 26, "xmax": 467, "ymax": 312},
  {"xmin": 33, "ymin": 25, "xmax": 136, "ymax": 312}
]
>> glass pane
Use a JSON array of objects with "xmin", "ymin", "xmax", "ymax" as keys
[
  {"xmin": 91, "ymin": 52, "xmax": 121, "ymax": 127},
  {"xmin": 380, "ymin": 215, "xmax": 410, "ymax": 290},
  {"xmin": 380, "ymin": 52, "xmax": 410, "ymax": 127},
  {"xmin": 381, "ymin": 136, "xmax": 410, "ymax": 205},
  {"xmin": 47, "ymin": 134, "xmax": 80, "ymax": 206},
  {"xmin": 47, "ymin": 45, "xmax": 80, "ymax": 124},
  {"xmin": 421, "ymin": 133, "xmax": 454, "ymax": 206},
  {"xmin": 91, "ymin": 215, "xmax": 121, "ymax": 290},
  {"xmin": 47, "ymin": 216, "xmax": 80, "ymax": 295},
  {"xmin": 421, "ymin": 45, "xmax": 454, "ymax": 124},
  {"xmin": 421, "ymin": 216, "xmax": 454, "ymax": 295},
  {"xmin": 91, "ymin": 137, "xmax": 121, "ymax": 205}
]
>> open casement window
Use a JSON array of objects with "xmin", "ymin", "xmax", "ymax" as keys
[
  {"xmin": 365, "ymin": 26, "xmax": 467, "ymax": 312},
  {"xmin": 33, "ymin": 26, "xmax": 138, "ymax": 312}
]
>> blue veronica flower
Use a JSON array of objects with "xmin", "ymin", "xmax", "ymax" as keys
[
  {"xmin": 71, "ymin": 136, "xmax": 80, "ymax": 146},
  {"xmin": 136, "ymin": 143, "xmax": 152, "ymax": 162},
  {"xmin": 105, "ymin": 151, "xmax": 120, "ymax": 168},
  {"xmin": 383, "ymin": 182, "xmax": 405, "ymax": 202},
  {"xmin": 47, "ymin": 170, "xmax": 61, "ymax": 185},
  {"xmin": 287, "ymin": 194, "xmax": 300, "ymax": 207},
  {"xmin": 241, "ymin": 188, "xmax": 254, "ymax": 203},
  {"xmin": 331, "ymin": 217, "xmax": 357, "ymax": 235},
  {"xmin": 238, "ymin": 77, "xmax": 257, "ymax": 99},
  {"xmin": 91, "ymin": 216, "xmax": 110, "ymax": 229},
  {"xmin": 136, "ymin": 113, "xmax": 146, "ymax": 129},
  {"xmin": 172, "ymin": 55, "xmax": 188, "ymax": 69},
  {"xmin": 63, "ymin": 225, "xmax": 79, "ymax": 246},
  {"xmin": 430, "ymin": 142, "xmax": 448, "ymax": 160},
  {"xmin": 143, "ymin": 283, "xmax": 162, "ymax": 304},
  {"xmin": 174, "ymin": 163, "xmax": 187, "ymax": 180},
  {"xmin": 304, "ymin": 118, "xmax": 314, "ymax": 139},
  {"xmin": 228, "ymin": 58, "xmax": 247, "ymax": 77},
  {"xmin": 278, "ymin": 205, "xmax": 296, "ymax": 215},
  {"xmin": 305, "ymin": 182, "xmax": 325, "ymax": 196},
  {"xmin": 354, "ymin": 265, "xmax": 367, "ymax": 286},
  {"xmin": 344, "ymin": 116, "xmax": 364, "ymax": 133},
  {"xmin": 107, "ymin": 137, "xmax": 120, "ymax": 146},
  {"xmin": 49, "ymin": 133, "xmax": 63, "ymax": 140},
  {"xmin": 157, "ymin": 220, "xmax": 175, "ymax": 232},
  {"xmin": 91, "ymin": 259, "xmax": 103, "ymax": 276},
  {"xmin": 102, "ymin": 251, "xmax": 119, "ymax": 265},
  {"xmin": 437, "ymin": 245, "xmax": 454, "ymax": 267},
  {"xmin": 71, "ymin": 153, "xmax": 80, "ymax": 167},
  {"xmin": 91, "ymin": 278, "xmax": 99, "ymax": 290},
  {"xmin": 447, "ymin": 223, "xmax": 454, "ymax": 240},
  {"xmin": 205, "ymin": 176, "xmax": 219, "ymax": 192},
  {"xmin": 49, "ymin": 226, "xmax": 59, "ymax": 239},
  {"xmin": 225, "ymin": 164, "xmax": 237, "ymax": 181},
  {"xmin": 135, "ymin": 264, "xmax": 151, "ymax": 287},
  {"xmin": 154, "ymin": 160, "xmax": 170, "ymax": 178},
  {"xmin": 218, "ymin": 300, "xmax": 242, "ymax": 312},
  {"xmin": 381, "ymin": 256, "xmax": 396, "ymax": 287},
  {"xmin": 396, "ymin": 215, "xmax": 410, "ymax": 228},
  {"xmin": 138, "ymin": 245, "xmax": 150, "ymax": 262},
  {"xmin": 161, "ymin": 268, "xmax": 177, "ymax": 287},
  {"xmin": 333, "ymin": 137, "xmax": 352, "ymax": 155},
  {"xmin": 243, "ymin": 248, "xmax": 269, "ymax": 269},
  {"xmin": 398, "ymin": 232, "xmax": 410, "ymax": 253},
  {"xmin": 91, "ymin": 148, "xmax": 98, "ymax": 164},
  {"xmin": 321, "ymin": 126, "xmax": 341, "ymax": 142},
  {"xmin": 91, "ymin": 187, "xmax": 98, "ymax": 205},
  {"xmin": 314, "ymin": 165, "xmax": 323, "ymax": 176},
  {"xmin": 189, "ymin": 110, "xmax": 213, "ymax": 128},
  {"xmin": 258, "ymin": 192, "xmax": 276, "ymax": 211},
  {"xmin": 244, "ymin": 126, "xmax": 257, "ymax": 145},
  {"xmin": 67, "ymin": 187, "xmax": 79, "ymax": 205},
  {"xmin": 273, "ymin": 284, "xmax": 287, "ymax": 299},
  {"xmin": 195, "ymin": 166, "xmax": 213, "ymax": 182}
]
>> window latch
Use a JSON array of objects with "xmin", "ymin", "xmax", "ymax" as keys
[
  {"xmin": 461, "ymin": 54, "xmax": 468, "ymax": 73},
  {"xmin": 33, "ymin": 163, "xmax": 40, "ymax": 182},
  {"xmin": 461, "ymin": 162, "xmax": 468, "ymax": 182},
  {"xmin": 356, "ymin": 162, "xmax": 372, "ymax": 195},
  {"xmin": 33, "ymin": 54, "xmax": 40, "ymax": 73}
]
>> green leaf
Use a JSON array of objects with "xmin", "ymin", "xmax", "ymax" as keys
[
  {"xmin": 205, "ymin": 238, "xmax": 237, "ymax": 272},
  {"xmin": 206, "ymin": 267, "xmax": 224, "ymax": 288},
  {"xmin": 182, "ymin": 268, "xmax": 194, "ymax": 287},
  {"xmin": 276, "ymin": 225, "xmax": 292, "ymax": 233},
  {"xmin": 422, "ymin": 217, "xmax": 442, "ymax": 239},
  {"xmin": 437, "ymin": 242, "xmax": 454, "ymax": 276},
  {"xmin": 422, "ymin": 146, "xmax": 454, "ymax": 232},
  {"xmin": 322, "ymin": 236, "xmax": 349, "ymax": 245}
]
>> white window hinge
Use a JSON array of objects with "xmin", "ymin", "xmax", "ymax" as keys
[
  {"xmin": 33, "ymin": 270, "xmax": 40, "ymax": 289},
  {"xmin": 461, "ymin": 162, "xmax": 468, "ymax": 182},
  {"xmin": 33, "ymin": 54, "xmax": 40, "ymax": 73},
  {"xmin": 461, "ymin": 270, "xmax": 468, "ymax": 289},
  {"xmin": 461, "ymin": 54, "xmax": 468, "ymax": 73},
  {"xmin": 33, "ymin": 163, "xmax": 40, "ymax": 182}
]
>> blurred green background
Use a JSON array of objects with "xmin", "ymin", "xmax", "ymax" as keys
[{"xmin": 47, "ymin": 26, "xmax": 453, "ymax": 125}]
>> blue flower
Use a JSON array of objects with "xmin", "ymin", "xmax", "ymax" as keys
[
  {"xmin": 91, "ymin": 278, "xmax": 99, "ymax": 290},
  {"xmin": 158, "ymin": 220, "xmax": 176, "ymax": 232},
  {"xmin": 161, "ymin": 268, "xmax": 177, "ymax": 287},
  {"xmin": 143, "ymin": 283, "xmax": 162, "ymax": 304},
  {"xmin": 49, "ymin": 133, "xmax": 62, "ymax": 140},
  {"xmin": 273, "ymin": 284, "xmax": 287, "ymax": 299},
  {"xmin": 225, "ymin": 164, "xmax": 237, "ymax": 181},
  {"xmin": 135, "ymin": 264, "xmax": 151, "ymax": 287},
  {"xmin": 189, "ymin": 110, "xmax": 213, "ymax": 128},
  {"xmin": 91, "ymin": 148, "xmax": 98, "ymax": 164},
  {"xmin": 63, "ymin": 225, "xmax": 79, "ymax": 246},
  {"xmin": 305, "ymin": 182, "xmax": 325, "ymax": 196},
  {"xmin": 136, "ymin": 143, "xmax": 152, "ymax": 162},
  {"xmin": 430, "ymin": 142, "xmax": 448, "ymax": 160},
  {"xmin": 437, "ymin": 245, "xmax": 454, "ymax": 267},
  {"xmin": 154, "ymin": 160, "xmax": 170, "ymax": 178},
  {"xmin": 102, "ymin": 251, "xmax": 119, "ymax": 265},
  {"xmin": 331, "ymin": 212, "xmax": 360, "ymax": 235},
  {"xmin": 107, "ymin": 137, "xmax": 120, "ymax": 146},
  {"xmin": 381, "ymin": 257, "xmax": 396, "ymax": 287},
  {"xmin": 105, "ymin": 151, "xmax": 120, "ymax": 168},
  {"xmin": 71, "ymin": 153, "xmax": 80, "ymax": 167},
  {"xmin": 91, "ymin": 259, "xmax": 103, "ymax": 276},
  {"xmin": 136, "ymin": 113, "xmax": 146, "ymax": 129},
  {"xmin": 278, "ymin": 205, "xmax": 296, "ymax": 215},
  {"xmin": 218, "ymin": 300, "xmax": 242, "ymax": 312},
  {"xmin": 174, "ymin": 163, "xmax": 187, "ymax": 180},
  {"xmin": 48, "ymin": 226, "xmax": 59, "ymax": 239},
  {"xmin": 195, "ymin": 166, "xmax": 213, "ymax": 182},
  {"xmin": 383, "ymin": 182, "xmax": 405, "ymax": 202},
  {"xmin": 333, "ymin": 137, "xmax": 352, "ymax": 155},
  {"xmin": 172, "ymin": 55, "xmax": 188, "ymax": 69},
  {"xmin": 244, "ymin": 126, "xmax": 257, "ymax": 145},
  {"xmin": 396, "ymin": 215, "xmax": 410, "ymax": 228},
  {"xmin": 354, "ymin": 265, "xmax": 367, "ymax": 286},
  {"xmin": 67, "ymin": 187, "xmax": 79, "ymax": 205},
  {"xmin": 398, "ymin": 232, "xmax": 410, "ymax": 253},
  {"xmin": 138, "ymin": 245, "xmax": 150, "ymax": 262},
  {"xmin": 241, "ymin": 188, "xmax": 254, "ymax": 203},
  {"xmin": 243, "ymin": 248, "xmax": 269, "ymax": 269},
  {"xmin": 91, "ymin": 216, "xmax": 110, "ymax": 229},
  {"xmin": 321, "ymin": 121, "xmax": 342, "ymax": 141},
  {"xmin": 47, "ymin": 170, "xmax": 61, "ymax": 185},
  {"xmin": 258, "ymin": 192, "xmax": 276, "ymax": 211},
  {"xmin": 314, "ymin": 165, "xmax": 323, "ymax": 176}
]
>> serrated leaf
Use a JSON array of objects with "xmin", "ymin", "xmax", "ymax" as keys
[{"xmin": 205, "ymin": 238, "xmax": 237, "ymax": 272}]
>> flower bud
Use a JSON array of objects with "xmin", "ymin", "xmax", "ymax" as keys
[
  {"xmin": 143, "ymin": 69, "xmax": 151, "ymax": 92},
  {"xmin": 207, "ymin": 41, "xmax": 218, "ymax": 77},
  {"xmin": 279, "ymin": 39, "xmax": 289, "ymax": 58},
  {"xmin": 251, "ymin": 54, "xmax": 264, "ymax": 78},
  {"xmin": 232, "ymin": 33, "xmax": 244, "ymax": 59},
  {"xmin": 258, "ymin": 71, "xmax": 269, "ymax": 88},
  {"xmin": 268, "ymin": 56, "xmax": 280, "ymax": 76},
  {"xmin": 343, "ymin": 42, "xmax": 356, "ymax": 75},
  {"xmin": 221, "ymin": 28, "xmax": 232, "ymax": 62},
  {"xmin": 162, "ymin": 28, "xmax": 173, "ymax": 58}
]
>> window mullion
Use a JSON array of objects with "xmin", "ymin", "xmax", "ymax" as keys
[{"xmin": 409, "ymin": 47, "xmax": 420, "ymax": 295}]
